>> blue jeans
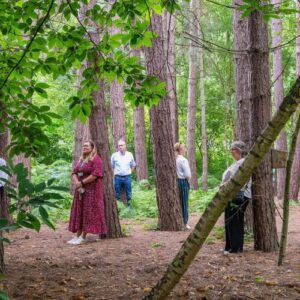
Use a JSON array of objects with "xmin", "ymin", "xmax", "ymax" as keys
[{"xmin": 114, "ymin": 175, "xmax": 132, "ymax": 202}]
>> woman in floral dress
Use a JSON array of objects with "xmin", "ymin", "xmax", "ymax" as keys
[{"xmin": 68, "ymin": 141, "xmax": 107, "ymax": 245}]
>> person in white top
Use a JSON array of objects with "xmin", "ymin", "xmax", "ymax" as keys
[
  {"xmin": 174, "ymin": 143, "xmax": 192, "ymax": 229},
  {"xmin": 0, "ymin": 157, "xmax": 8, "ymax": 206},
  {"xmin": 111, "ymin": 140, "xmax": 136, "ymax": 207},
  {"xmin": 222, "ymin": 141, "xmax": 252, "ymax": 255}
]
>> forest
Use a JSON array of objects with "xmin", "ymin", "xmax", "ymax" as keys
[{"xmin": 0, "ymin": 0, "xmax": 300, "ymax": 299}]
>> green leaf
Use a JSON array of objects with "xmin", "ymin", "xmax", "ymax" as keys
[
  {"xmin": 39, "ymin": 206, "xmax": 49, "ymax": 219},
  {"xmin": 0, "ymin": 289, "xmax": 9, "ymax": 300}
]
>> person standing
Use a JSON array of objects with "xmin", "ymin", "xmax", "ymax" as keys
[
  {"xmin": 0, "ymin": 157, "xmax": 8, "ymax": 203},
  {"xmin": 222, "ymin": 141, "xmax": 252, "ymax": 254},
  {"xmin": 111, "ymin": 140, "xmax": 136, "ymax": 207},
  {"xmin": 174, "ymin": 143, "xmax": 192, "ymax": 229},
  {"xmin": 68, "ymin": 141, "xmax": 107, "ymax": 245}
]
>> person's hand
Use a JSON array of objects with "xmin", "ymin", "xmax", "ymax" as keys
[{"xmin": 75, "ymin": 181, "xmax": 82, "ymax": 190}]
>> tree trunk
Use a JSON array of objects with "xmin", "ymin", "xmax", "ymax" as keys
[
  {"xmin": 199, "ymin": 6, "xmax": 208, "ymax": 191},
  {"xmin": 132, "ymin": 48, "xmax": 148, "ymax": 181},
  {"xmin": 0, "ymin": 130, "xmax": 8, "ymax": 273},
  {"xmin": 134, "ymin": 106, "xmax": 148, "ymax": 181},
  {"xmin": 110, "ymin": 81, "xmax": 126, "ymax": 150},
  {"xmin": 79, "ymin": 0, "xmax": 121, "ymax": 238},
  {"xmin": 233, "ymin": 0, "xmax": 253, "ymax": 230},
  {"xmin": 186, "ymin": 0, "xmax": 199, "ymax": 190},
  {"xmin": 248, "ymin": 10, "xmax": 277, "ymax": 251},
  {"xmin": 144, "ymin": 13, "xmax": 182, "ymax": 231},
  {"xmin": 289, "ymin": 2, "xmax": 300, "ymax": 202},
  {"xmin": 278, "ymin": 114, "xmax": 300, "ymax": 266},
  {"xmin": 272, "ymin": 0, "xmax": 287, "ymax": 201},
  {"xmin": 71, "ymin": 120, "xmax": 90, "ymax": 194},
  {"xmin": 144, "ymin": 77, "xmax": 300, "ymax": 300},
  {"xmin": 89, "ymin": 80, "xmax": 122, "ymax": 238},
  {"xmin": 163, "ymin": 11, "xmax": 178, "ymax": 143}
]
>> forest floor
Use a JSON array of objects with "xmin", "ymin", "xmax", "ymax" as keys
[{"xmin": 3, "ymin": 203, "xmax": 300, "ymax": 300}]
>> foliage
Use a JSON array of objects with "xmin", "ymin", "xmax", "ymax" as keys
[
  {"xmin": 0, "ymin": 0, "xmax": 181, "ymax": 158},
  {"xmin": 0, "ymin": 162, "xmax": 69, "ymax": 234}
]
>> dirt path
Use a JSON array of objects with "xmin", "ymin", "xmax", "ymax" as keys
[{"xmin": 3, "ymin": 205, "xmax": 300, "ymax": 299}]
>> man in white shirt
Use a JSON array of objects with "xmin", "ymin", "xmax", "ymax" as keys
[{"xmin": 111, "ymin": 140, "xmax": 136, "ymax": 207}]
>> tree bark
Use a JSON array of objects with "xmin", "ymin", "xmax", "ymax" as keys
[
  {"xmin": 248, "ymin": 9, "xmax": 277, "ymax": 251},
  {"xmin": 233, "ymin": 0, "xmax": 253, "ymax": 229},
  {"xmin": 289, "ymin": 2, "xmax": 300, "ymax": 202},
  {"xmin": 278, "ymin": 114, "xmax": 300, "ymax": 266},
  {"xmin": 0, "ymin": 130, "xmax": 8, "ymax": 273},
  {"xmin": 186, "ymin": 0, "xmax": 199, "ymax": 190},
  {"xmin": 199, "ymin": 5, "xmax": 208, "ymax": 191},
  {"xmin": 79, "ymin": 0, "xmax": 121, "ymax": 238},
  {"xmin": 70, "ymin": 120, "xmax": 90, "ymax": 194},
  {"xmin": 163, "ymin": 11, "xmax": 178, "ymax": 143},
  {"xmin": 144, "ymin": 13, "xmax": 182, "ymax": 231},
  {"xmin": 272, "ymin": 0, "xmax": 287, "ymax": 201},
  {"xmin": 134, "ymin": 106, "xmax": 148, "ymax": 181},
  {"xmin": 144, "ymin": 77, "xmax": 300, "ymax": 300},
  {"xmin": 89, "ymin": 81, "xmax": 122, "ymax": 238},
  {"xmin": 132, "ymin": 48, "xmax": 148, "ymax": 181}
]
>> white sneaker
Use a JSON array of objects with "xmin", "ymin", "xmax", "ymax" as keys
[
  {"xmin": 186, "ymin": 224, "xmax": 191, "ymax": 230},
  {"xmin": 67, "ymin": 236, "xmax": 79, "ymax": 244},
  {"xmin": 72, "ymin": 236, "xmax": 87, "ymax": 245}
]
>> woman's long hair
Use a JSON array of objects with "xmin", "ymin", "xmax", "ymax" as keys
[{"xmin": 80, "ymin": 140, "xmax": 97, "ymax": 162}]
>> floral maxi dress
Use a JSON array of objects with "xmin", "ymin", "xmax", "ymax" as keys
[{"xmin": 69, "ymin": 155, "xmax": 107, "ymax": 234}]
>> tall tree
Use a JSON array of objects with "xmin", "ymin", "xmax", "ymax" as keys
[
  {"xmin": 186, "ymin": 0, "xmax": 199, "ymax": 190},
  {"xmin": 144, "ymin": 12, "xmax": 182, "ymax": 231},
  {"xmin": 132, "ymin": 49, "xmax": 148, "ymax": 181},
  {"xmin": 89, "ymin": 80, "xmax": 122, "ymax": 238},
  {"xmin": 109, "ymin": 21, "xmax": 126, "ymax": 150},
  {"xmin": 80, "ymin": 0, "xmax": 121, "ymax": 238},
  {"xmin": 163, "ymin": 10, "xmax": 178, "ymax": 143},
  {"xmin": 289, "ymin": 2, "xmax": 300, "ymax": 202},
  {"xmin": 233, "ymin": 0, "xmax": 253, "ymax": 229},
  {"xmin": 271, "ymin": 0, "xmax": 287, "ymax": 201},
  {"xmin": 71, "ymin": 120, "xmax": 90, "ymax": 194},
  {"xmin": 134, "ymin": 105, "xmax": 148, "ymax": 181},
  {"xmin": 0, "ymin": 130, "xmax": 8, "ymax": 273},
  {"xmin": 199, "ymin": 4, "xmax": 208, "ymax": 191},
  {"xmin": 248, "ymin": 9, "xmax": 277, "ymax": 251}
]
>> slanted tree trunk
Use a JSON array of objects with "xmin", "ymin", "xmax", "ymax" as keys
[
  {"xmin": 144, "ymin": 77, "xmax": 300, "ymax": 300},
  {"xmin": 248, "ymin": 9, "xmax": 277, "ymax": 251},
  {"xmin": 89, "ymin": 80, "xmax": 122, "ymax": 238},
  {"xmin": 278, "ymin": 114, "xmax": 300, "ymax": 266},
  {"xmin": 233, "ymin": 0, "xmax": 253, "ymax": 230},
  {"xmin": 289, "ymin": 3, "xmax": 300, "ymax": 202},
  {"xmin": 163, "ymin": 10, "xmax": 178, "ymax": 143},
  {"xmin": 272, "ymin": 0, "xmax": 287, "ymax": 201},
  {"xmin": 144, "ymin": 13, "xmax": 182, "ymax": 231},
  {"xmin": 186, "ymin": 0, "xmax": 199, "ymax": 190}
]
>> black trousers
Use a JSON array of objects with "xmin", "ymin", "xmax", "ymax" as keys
[{"xmin": 225, "ymin": 195, "xmax": 249, "ymax": 253}]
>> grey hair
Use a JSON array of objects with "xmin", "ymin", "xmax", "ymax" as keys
[
  {"xmin": 230, "ymin": 141, "xmax": 247, "ymax": 156},
  {"xmin": 117, "ymin": 139, "xmax": 126, "ymax": 146}
]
